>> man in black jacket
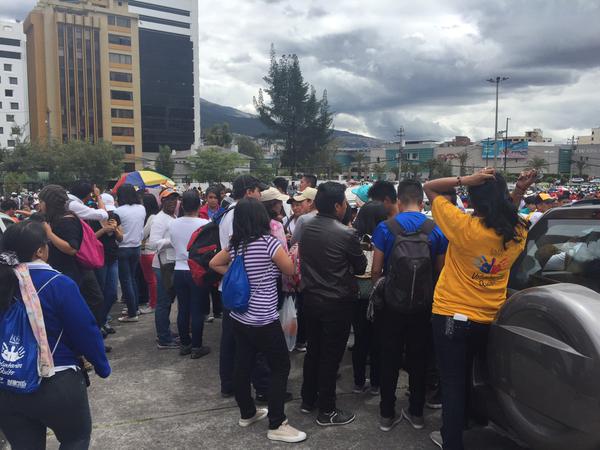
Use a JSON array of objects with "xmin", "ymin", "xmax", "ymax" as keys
[{"xmin": 299, "ymin": 182, "xmax": 367, "ymax": 426}]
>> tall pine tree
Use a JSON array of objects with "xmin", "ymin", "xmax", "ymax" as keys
[{"xmin": 254, "ymin": 45, "xmax": 334, "ymax": 174}]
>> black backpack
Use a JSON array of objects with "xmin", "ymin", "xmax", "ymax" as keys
[
  {"xmin": 187, "ymin": 206, "xmax": 233, "ymax": 287},
  {"xmin": 383, "ymin": 218, "xmax": 435, "ymax": 313}
]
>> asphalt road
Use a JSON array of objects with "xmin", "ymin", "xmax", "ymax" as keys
[{"xmin": 35, "ymin": 304, "xmax": 524, "ymax": 450}]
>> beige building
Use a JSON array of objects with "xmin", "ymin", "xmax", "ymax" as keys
[
  {"xmin": 577, "ymin": 128, "xmax": 600, "ymax": 145},
  {"xmin": 24, "ymin": 0, "xmax": 142, "ymax": 170}
]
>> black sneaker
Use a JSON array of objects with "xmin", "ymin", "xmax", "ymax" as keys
[
  {"xmin": 316, "ymin": 409, "xmax": 355, "ymax": 426},
  {"xmin": 103, "ymin": 324, "xmax": 116, "ymax": 335},
  {"xmin": 179, "ymin": 344, "xmax": 192, "ymax": 356},
  {"xmin": 300, "ymin": 402, "xmax": 316, "ymax": 414},
  {"xmin": 104, "ymin": 345, "xmax": 112, "ymax": 353},
  {"xmin": 191, "ymin": 346, "xmax": 211, "ymax": 359},
  {"xmin": 221, "ymin": 390, "xmax": 234, "ymax": 398}
]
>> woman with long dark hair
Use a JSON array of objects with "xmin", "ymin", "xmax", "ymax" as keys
[
  {"xmin": 38, "ymin": 184, "xmax": 83, "ymax": 284},
  {"xmin": 140, "ymin": 193, "xmax": 160, "ymax": 313},
  {"xmin": 423, "ymin": 169, "xmax": 536, "ymax": 449},
  {"xmin": 0, "ymin": 221, "xmax": 110, "ymax": 449},
  {"xmin": 209, "ymin": 198, "xmax": 306, "ymax": 443},
  {"xmin": 114, "ymin": 184, "xmax": 146, "ymax": 322}
]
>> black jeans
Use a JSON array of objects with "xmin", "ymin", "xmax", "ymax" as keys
[
  {"xmin": 0, "ymin": 370, "xmax": 91, "ymax": 450},
  {"xmin": 432, "ymin": 314, "xmax": 490, "ymax": 450},
  {"xmin": 301, "ymin": 298, "xmax": 353, "ymax": 413},
  {"xmin": 204, "ymin": 287, "xmax": 223, "ymax": 316},
  {"xmin": 174, "ymin": 270, "xmax": 208, "ymax": 348},
  {"xmin": 352, "ymin": 298, "xmax": 380, "ymax": 388},
  {"xmin": 232, "ymin": 320, "xmax": 291, "ymax": 429},
  {"xmin": 78, "ymin": 269, "xmax": 105, "ymax": 327},
  {"xmin": 295, "ymin": 292, "xmax": 306, "ymax": 345},
  {"xmin": 379, "ymin": 309, "xmax": 430, "ymax": 419},
  {"xmin": 219, "ymin": 309, "xmax": 270, "ymax": 395}
]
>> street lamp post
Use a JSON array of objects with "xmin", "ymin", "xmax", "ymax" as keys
[
  {"xmin": 503, "ymin": 117, "xmax": 510, "ymax": 173},
  {"xmin": 487, "ymin": 76, "xmax": 509, "ymax": 168},
  {"xmin": 396, "ymin": 127, "xmax": 405, "ymax": 181}
]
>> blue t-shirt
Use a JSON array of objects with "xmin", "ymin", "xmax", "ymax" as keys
[{"xmin": 372, "ymin": 212, "xmax": 449, "ymax": 269}]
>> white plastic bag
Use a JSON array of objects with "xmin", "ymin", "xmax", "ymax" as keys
[{"xmin": 279, "ymin": 295, "xmax": 298, "ymax": 352}]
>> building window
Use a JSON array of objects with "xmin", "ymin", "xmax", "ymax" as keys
[
  {"xmin": 7, "ymin": 139, "xmax": 15, "ymax": 147},
  {"xmin": 138, "ymin": 15, "xmax": 190, "ymax": 29},
  {"xmin": 4, "ymin": 89, "xmax": 13, "ymax": 97},
  {"xmin": 0, "ymin": 37, "xmax": 20, "ymax": 46},
  {"xmin": 107, "ymin": 15, "xmax": 131, "ymax": 28},
  {"xmin": 6, "ymin": 115, "xmax": 14, "ymax": 122},
  {"xmin": 10, "ymin": 102, "xmax": 18, "ymax": 110},
  {"xmin": 0, "ymin": 51, "xmax": 20, "ymax": 60},
  {"xmin": 111, "ymin": 90, "xmax": 133, "ymax": 101},
  {"xmin": 9, "ymin": 77, "xmax": 17, "ymax": 85},
  {"xmin": 123, "ymin": 162, "xmax": 135, "ymax": 172},
  {"xmin": 114, "ymin": 144, "xmax": 134, "ymax": 154},
  {"xmin": 3, "ymin": 64, "xmax": 11, "ymax": 71},
  {"xmin": 0, "ymin": 127, "xmax": 3, "ymax": 134},
  {"xmin": 128, "ymin": 0, "xmax": 190, "ymax": 16},
  {"xmin": 111, "ymin": 108, "xmax": 134, "ymax": 118},
  {"xmin": 108, "ymin": 34, "xmax": 131, "ymax": 46},
  {"xmin": 109, "ymin": 53, "xmax": 132, "ymax": 65},
  {"xmin": 109, "ymin": 71, "xmax": 132, "ymax": 82},
  {"xmin": 112, "ymin": 126, "xmax": 134, "ymax": 136}
]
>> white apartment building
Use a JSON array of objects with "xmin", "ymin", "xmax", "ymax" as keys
[
  {"xmin": 578, "ymin": 128, "xmax": 600, "ymax": 145},
  {"xmin": 0, "ymin": 20, "xmax": 28, "ymax": 149}
]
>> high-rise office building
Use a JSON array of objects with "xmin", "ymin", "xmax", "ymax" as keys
[
  {"xmin": 0, "ymin": 20, "xmax": 28, "ymax": 150},
  {"xmin": 24, "ymin": 0, "xmax": 143, "ymax": 171},
  {"xmin": 127, "ymin": 0, "xmax": 200, "ymax": 154}
]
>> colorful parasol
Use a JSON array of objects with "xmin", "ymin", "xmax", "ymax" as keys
[{"xmin": 112, "ymin": 170, "xmax": 174, "ymax": 193}]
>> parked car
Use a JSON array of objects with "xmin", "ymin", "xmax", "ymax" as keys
[{"xmin": 471, "ymin": 205, "xmax": 600, "ymax": 450}]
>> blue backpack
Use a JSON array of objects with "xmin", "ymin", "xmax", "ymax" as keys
[
  {"xmin": 221, "ymin": 252, "xmax": 251, "ymax": 313},
  {"xmin": 0, "ymin": 275, "xmax": 62, "ymax": 394}
]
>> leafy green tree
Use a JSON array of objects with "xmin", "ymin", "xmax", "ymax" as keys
[
  {"xmin": 204, "ymin": 123, "xmax": 233, "ymax": 147},
  {"xmin": 187, "ymin": 147, "xmax": 243, "ymax": 183},
  {"xmin": 373, "ymin": 163, "xmax": 386, "ymax": 181},
  {"xmin": 458, "ymin": 151, "xmax": 470, "ymax": 176},
  {"xmin": 50, "ymin": 140, "xmax": 123, "ymax": 185},
  {"xmin": 574, "ymin": 158, "xmax": 587, "ymax": 177},
  {"xmin": 155, "ymin": 145, "xmax": 175, "ymax": 178},
  {"xmin": 3, "ymin": 172, "xmax": 27, "ymax": 194},
  {"xmin": 254, "ymin": 45, "xmax": 334, "ymax": 174},
  {"xmin": 527, "ymin": 156, "xmax": 547, "ymax": 172},
  {"xmin": 352, "ymin": 152, "xmax": 368, "ymax": 180},
  {"xmin": 236, "ymin": 136, "xmax": 263, "ymax": 160}
]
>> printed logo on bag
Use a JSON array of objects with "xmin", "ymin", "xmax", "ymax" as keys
[{"xmin": 1, "ymin": 335, "xmax": 25, "ymax": 363}]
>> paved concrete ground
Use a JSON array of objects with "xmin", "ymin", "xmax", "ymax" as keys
[{"xmin": 29, "ymin": 304, "xmax": 525, "ymax": 449}]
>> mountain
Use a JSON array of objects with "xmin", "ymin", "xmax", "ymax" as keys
[{"xmin": 200, "ymin": 98, "xmax": 385, "ymax": 148}]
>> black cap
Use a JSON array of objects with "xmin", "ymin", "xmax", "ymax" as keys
[{"xmin": 232, "ymin": 175, "xmax": 268, "ymax": 199}]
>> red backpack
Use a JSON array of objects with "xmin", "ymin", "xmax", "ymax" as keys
[
  {"xmin": 76, "ymin": 219, "xmax": 105, "ymax": 270},
  {"xmin": 187, "ymin": 207, "xmax": 233, "ymax": 287}
]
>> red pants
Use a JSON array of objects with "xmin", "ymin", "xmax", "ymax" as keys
[{"xmin": 140, "ymin": 253, "xmax": 157, "ymax": 309}]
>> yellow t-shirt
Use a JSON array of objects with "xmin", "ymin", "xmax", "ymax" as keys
[{"xmin": 431, "ymin": 196, "xmax": 527, "ymax": 323}]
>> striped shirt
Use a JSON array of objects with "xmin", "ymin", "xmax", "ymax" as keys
[{"xmin": 229, "ymin": 235, "xmax": 281, "ymax": 326}]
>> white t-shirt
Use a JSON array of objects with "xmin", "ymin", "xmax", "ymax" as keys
[
  {"xmin": 114, "ymin": 204, "xmax": 146, "ymax": 248},
  {"xmin": 169, "ymin": 216, "xmax": 210, "ymax": 270},
  {"xmin": 148, "ymin": 211, "xmax": 176, "ymax": 269},
  {"xmin": 218, "ymin": 202, "xmax": 237, "ymax": 251}
]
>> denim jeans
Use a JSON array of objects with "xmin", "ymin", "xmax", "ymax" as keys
[
  {"xmin": 0, "ymin": 370, "xmax": 91, "ymax": 450},
  {"xmin": 154, "ymin": 267, "xmax": 174, "ymax": 344},
  {"xmin": 219, "ymin": 309, "xmax": 270, "ymax": 396},
  {"xmin": 432, "ymin": 314, "xmax": 490, "ymax": 450},
  {"xmin": 118, "ymin": 247, "xmax": 141, "ymax": 317},
  {"xmin": 174, "ymin": 270, "xmax": 208, "ymax": 348},
  {"xmin": 95, "ymin": 260, "xmax": 119, "ymax": 325},
  {"xmin": 232, "ymin": 319, "xmax": 290, "ymax": 430},
  {"xmin": 352, "ymin": 297, "xmax": 380, "ymax": 388}
]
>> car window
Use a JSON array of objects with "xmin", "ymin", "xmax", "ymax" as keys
[{"xmin": 509, "ymin": 219, "xmax": 600, "ymax": 293}]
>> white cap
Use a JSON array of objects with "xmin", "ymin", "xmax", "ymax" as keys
[
  {"xmin": 260, "ymin": 187, "xmax": 289, "ymax": 202},
  {"xmin": 101, "ymin": 193, "xmax": 116, "ymax": 211}
]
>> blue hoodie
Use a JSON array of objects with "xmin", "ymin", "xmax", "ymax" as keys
[{"xmin": 8, "ymin": 263, "xmax": 111, "ymax": 378}]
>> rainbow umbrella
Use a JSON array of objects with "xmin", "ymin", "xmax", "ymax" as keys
[{"xmin": 112, "ymin": 170, "xmax": 174, "ymax": 193}]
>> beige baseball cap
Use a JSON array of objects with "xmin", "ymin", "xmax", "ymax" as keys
[
  {"xmin": 288, "ymin": 187, "xmax": 317, "ymax": 203},
  {"xmin": 260, "ymin": 187, "xmax": 289, "ymax": 202}
]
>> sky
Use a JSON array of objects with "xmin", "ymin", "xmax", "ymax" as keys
[{"xmin": 4, "ymin": 0, "xmax": 600, "ymax": 143}]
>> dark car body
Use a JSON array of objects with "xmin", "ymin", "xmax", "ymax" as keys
[{"xmin": 471, "ymin": 205, "xmax": 600, "ymax": 450}]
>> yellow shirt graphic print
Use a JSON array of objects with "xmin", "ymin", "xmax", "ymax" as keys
[{"xmin": 431, "ymin": 196, "xmax": 527, "ymax": 324}]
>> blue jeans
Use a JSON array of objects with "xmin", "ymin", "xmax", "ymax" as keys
[
  {"xmin": 174, "ymin": 270, "xmax": 208, "ymax": 348},
  {"xmin": 118, "ymin": 247, "xmax": 141, "ymax": 317},
  {"xmin": 95, "ymin": 260, "xmax": 119, "ymax": 325},
  {"xmin": 154, "ymin": 268, "xmax": 174, "ymax": 344}
]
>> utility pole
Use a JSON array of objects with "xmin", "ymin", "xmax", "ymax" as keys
[
  {"xmin": 487, "ymin": 76, "xmax": 509, "ymax": 168},
  {"xmin": 503, "ymin": 117, "xmax": 510, "ymax": 173},
  {"xmin": 396, "ymin": 127, "xmax": 405, "ymax": 181},
  {"xmin": 484, "ymin": 137, "xmax": 492, "ymax": 166}
]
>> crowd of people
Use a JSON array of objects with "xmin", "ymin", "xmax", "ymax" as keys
[{"xmin": 0, "ymin": 168, "xmax": 543, "ymax": 449}]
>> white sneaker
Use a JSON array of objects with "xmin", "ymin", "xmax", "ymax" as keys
[
  {"xmin": 430, "ymin": 431, "xmax": 443, "ymax": 449},
  {"xmin": 238, "ymin": 408, "xmax": 268, "ymax": 427},
  {"xmin": 267, "ymin": 420, "xmax": 307, "ymax": 443},
  {"xmin": 118, "ymin": 315, "xmax": 139, "ymax": 323},
  {"xmin": 139, "ymin": 305, "xmax": 155, "ymax": 314},
  {"xmin": 206, "ymin": 315, "xmax": 214, "ymax": 323}
]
